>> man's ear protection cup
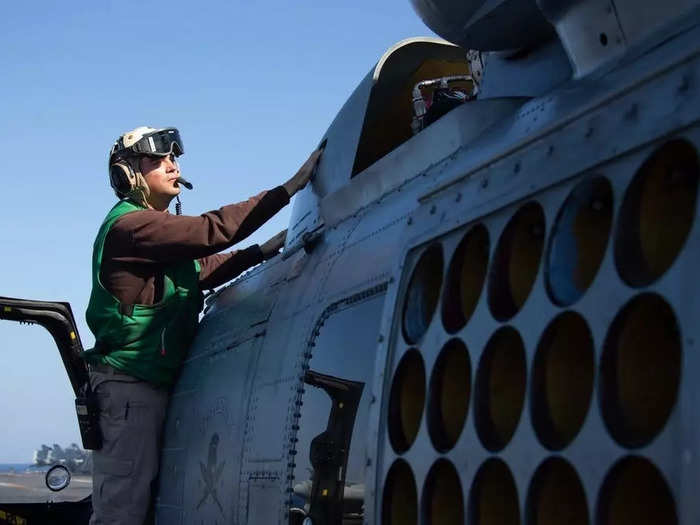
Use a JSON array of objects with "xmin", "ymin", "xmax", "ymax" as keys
[{"xmin": 109, "ymin": 160, "xmax": 137, "ymax": 197}]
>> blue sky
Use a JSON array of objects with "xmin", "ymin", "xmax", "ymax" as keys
[{"xmin": 0, "ymin": 1, "xmax": 434, "ymax": 462}]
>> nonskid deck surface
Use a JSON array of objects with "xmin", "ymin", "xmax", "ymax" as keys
[{"xmin": 0, "ymin": 471, "xmax": 91, "ymax": 504}]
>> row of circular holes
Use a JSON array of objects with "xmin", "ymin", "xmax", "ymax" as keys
[
  {"xmin": 402, "ymin": 139, "xmax": 699, "ymax": 345},
  {"xmin": 390, "ymin": 293, "xmax": 681, "ymax": 454},
  {"xmin": 383, "ymin": 455, "xmax": 676, "ymax": 525}
]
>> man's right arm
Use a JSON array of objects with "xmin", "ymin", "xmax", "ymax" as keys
[{"xmin": 106, "ymin": 186, "xmax": 290, "ymax": 264}]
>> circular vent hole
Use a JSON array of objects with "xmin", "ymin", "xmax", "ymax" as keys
[
  {"xmin": 475, "ymin": 327, "xmax": 527, "ymax": 452},
  {"xmin": 423, "ymin": 459, "xmax": 464, "ymax": 525},
  {"xmin": 403, "ymin": 244, "xmax": 444, "ymax": 344},
  {"xmin": 382, "ymin": 459, "xmax": 417, "ymax": 525},
  {"xmin": 615, "ymin": 140, "xmax": 699, "ymax": 287},
  {"xmin": 469, "ymin": 458, "xmax": 521, "ymax": 525},
  {"xmin": 546, "ymin": 176, "xmax": 613, "ymax": 306},
  {"xmin": 488, "ymin": 202, "xmax": 545, "ymax": 321},
  {"xmin": 531, "ymin": 312, "xmax": 594, "ymax": 450},
  {"xmin": 596, "ymin": 456, "xmax": 677, "ymax": 525},
  {"xmin": 526, "ymin": 457, "xmax": 589, "ymax": 525},
  {"xmin": 442, "ymin": 224, "xmax": 490, "ymax": 332},
  {"xmin": 388, "ymin": 349, "xmax": 426, "ymax": 453},
  {"xmin": 428, "ymin": 338, "xmax": 471, "ymax": 452},
  {"xmin": 600, "ymin": 294, "xmax": 681, "ymax": 448}
]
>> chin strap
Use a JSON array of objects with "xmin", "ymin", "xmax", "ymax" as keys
[{"xmin": 175, "ymin": 195, "xmax": 182, "ymax": 215}]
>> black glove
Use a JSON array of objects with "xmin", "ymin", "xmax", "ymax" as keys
[{"xmin": 260, "ymin": 229, "xmax": 287, "ymax": 259}]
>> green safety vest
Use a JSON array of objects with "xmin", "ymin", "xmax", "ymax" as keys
[{"xmin": 83, "ymin": 199, "xmax": 203, "ymax": 386}]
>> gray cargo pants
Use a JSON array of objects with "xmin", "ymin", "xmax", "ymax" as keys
[{"xmin": 89, "ymin": 367, "xmax": 169, "ymax": 525}]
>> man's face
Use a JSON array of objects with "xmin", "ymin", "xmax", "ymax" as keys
[{"xmin": 140, "ymin": 154, "xmax": 181, "ymax": 198}]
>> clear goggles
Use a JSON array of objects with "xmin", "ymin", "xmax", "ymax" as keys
[{"xmin": 126, "ymin": 128, "xmax": 184, "ymax": 157}]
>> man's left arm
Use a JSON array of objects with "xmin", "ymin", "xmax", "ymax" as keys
[
  {"xmin": 198, "ymin": 247, "xmax": 262, "ymax": 290},
  {"xmin": 198, "ymin": 230, "xmax": 287, "ymax": 290}
]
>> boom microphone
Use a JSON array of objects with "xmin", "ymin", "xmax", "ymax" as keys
[{"xmin": 175, "ymin": 177, "xmax": 193, "ymax": 190}]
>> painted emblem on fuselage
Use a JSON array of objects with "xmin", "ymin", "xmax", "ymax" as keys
[{"xmin": 197, "ymin": 433, "xmax": 226, "ymax": 514}]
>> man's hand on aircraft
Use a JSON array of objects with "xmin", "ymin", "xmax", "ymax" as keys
[
  {"xmin": 283, "ymin": 147, "xmax": 324, "ymax": 197},
  {"xmin": 260, "ymin": 229, "xmax": 287, "ymax": 259}
]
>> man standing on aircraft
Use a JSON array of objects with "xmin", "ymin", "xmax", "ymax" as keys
[{"xmin": 83, "ymin": 126, "xmax": 322, "ymax": 524}]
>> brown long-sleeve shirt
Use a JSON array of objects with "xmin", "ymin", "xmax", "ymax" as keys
[{"xmin": 100, "ymin": 186, "xmax": 290, "ymax": 306}]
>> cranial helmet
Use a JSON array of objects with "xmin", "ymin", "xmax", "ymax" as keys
[{"xmin": 108, "ymin": 126, "xmax": 185, "ymax": 204}]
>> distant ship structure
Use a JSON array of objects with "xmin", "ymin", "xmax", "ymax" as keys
[{"xmin": 32, "ymin": 443, "xmax": 91, "ymax": 474}]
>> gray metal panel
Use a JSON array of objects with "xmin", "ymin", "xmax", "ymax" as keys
[
  {"xmin": 285, "ymin": 38, "xmax": 466, "ymax": 252},
  {"xmin": 158, "ymin": 252, "xmax": 293, "ymax": 523},
  {"xmin": 236, "ymin": 294, "xmax": 325, "ymax": 524},
  {"xmin": 291, "ymin": 293, "xmax": 386, "ymax": 512},
  {"xmin": 320, "ymin": 97, "xmax": 526, "ymax": 228},
  {"xmin": 540, "ymin": 0, "xmax": 700, "ymax": 77},
  {"xmin": 369, "ymin": 131, "xmax": 700, "ymax": 524},
  {"xmin": 157, "ymin": 334, "xmax": 263, "ymax": 524},
  {"xmin": 417, "ymin": 17, "xmax": 700, "ymax": 204},
  {"xmin": 614, "ymin": 0, "xmax": 698, "ymax": 44},
  {"xmin": 544, "ymin": 0, "xmax": 628, "ymax": 77},
  {"xmin": 410, "ymin": 0, "xmax": 554, "ymax": 50},
  {"xmin": 478, "ymin": 38, "xmax": 572, "ymax": 99},
  {"xmin": 364, "ymin": 19, "xmax": 700, "ymax": 524},
  {"xmin": 284, "ymin": 70, "xmax": 374, "ymax": 250},
  {"xmin": 204, "ymin": 246, "xmax": 289, "ymax": 321},
  {"xmin": 246, "ymin": 482, "xmax": 284, "ymax": 524}
]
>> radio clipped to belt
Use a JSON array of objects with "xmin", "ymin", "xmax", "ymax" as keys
[
  {"xmin": 73, "ymin": 342, "xmax": 113, "ymax": 450},
  {"xmin": 75, "ymin": 383, "xmax": 102, "ymax": 450}
]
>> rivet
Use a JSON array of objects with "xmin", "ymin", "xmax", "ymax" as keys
[
  {"xmin": 678, "ymin": 75, "xmax": 691, "ymax": 94},
  {"xmin": 624, "ymin": 103, "xmax": 639, "ymax": 121}
]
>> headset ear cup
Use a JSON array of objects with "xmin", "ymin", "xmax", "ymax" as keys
[{"xmin": 109, "ymin": 162, "xmax": 135, "ymax": 196}]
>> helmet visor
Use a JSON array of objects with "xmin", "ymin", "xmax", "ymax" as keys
[{"xmin": 131, "ymin": 128, "xmax": 184, "ymax": 157}]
